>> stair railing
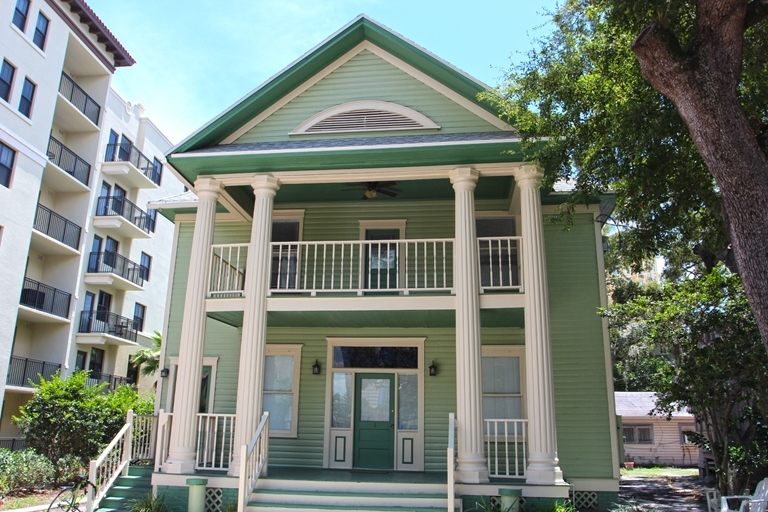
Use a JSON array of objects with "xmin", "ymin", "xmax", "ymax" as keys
[
  {"xmin": 237, "ymin": 412, "xmax": 269, "ymax": 512},
  {"xmin": 86, "ymin": 410, "xmax": 135, "ymax": 512},
  {"xmin": 447, "ymin": 412, "xmax": 456, "ymax": 512}
]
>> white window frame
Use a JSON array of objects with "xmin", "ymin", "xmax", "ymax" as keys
[
  {"xmin": 481, "ymin": 345, "xmax": 527, "ymax": 421},
  {"xmin": 167, "ymin": 356, "xmax": 219, "ymax": 414},
  {"xmin": 623, "ymin": 424, "xmax": 654, "ymax": 445},
  {"xmin": 679, "ymin": 423, "xmax": 697, "ymax": 445},
  {"xmin": 265, "ymin": 344, "xmax": 302, "ymax": 438}
]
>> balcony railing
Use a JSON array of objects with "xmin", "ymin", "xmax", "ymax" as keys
[
  {"xmin": 87, "ymin": 252, "xmax": 145, "ymax": 287},
  {"xmin": 78, "ymin": 310, "xmax": 138, "ymax": 343},
  {"xmin": 19, "ymin": 277, "xmax": 71, "ymax": 318},
  {"xmin": 484, "ymin": 418, "xmax": 528, "ymax": 479},
  {"xmin": 104, "ymin": 143, "xmax": 161, "ymax": 185},
  {"xmin": 209, "ymin": 237, "xmax": 523, "ymax": 297},
  {"xmin": 0, "ymin": 438, "xmax": 26, "ymax": 451},
  {"xmin": 58, "ymin": 72, "xmax": 100, "ymax": 125},
  {"xmin": 47, "ymin": 136, "xmax": 91, "ymax": 186},
  {"xmin": 86, "ymin": 371, "xmax": 128, "ymax": 390},
  {"xmin": 6, "ymin": 355, "xmax": 61, "ymax": 387},
  {"xmin": 197, "ymin": 413, "xmax": 236, "ymax": 471},
  {"xmin": 96, "ymin": 196, "xmax": 152, "ymax": 234},
  {"xmin": 34, "ymin": 203, "xmax": 82, "ymax": 250}
]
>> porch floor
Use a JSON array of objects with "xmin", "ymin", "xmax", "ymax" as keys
[{"xmin": 261, "ymin": 466, "xmax": 448, "ymax": 484}]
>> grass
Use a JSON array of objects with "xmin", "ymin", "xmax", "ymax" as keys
[
  {"xmin": 621, "ymin": 466, "xmax": 699, "ymax": 477},
  {"xmin": 0, "ymin": 488, "xmax": 61, "ymax": 510}
]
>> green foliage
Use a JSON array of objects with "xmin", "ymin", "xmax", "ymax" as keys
[
  {"xmin": 131, "ymin": 331, "xmax": 162, "ymax": 377},
  {"xmin": 130, "ymin": 492, "xmax": 169, "ymax": 512},
  {"xmin": 0, "ymin": 449, "xmax": 54, "ymax": 492}
]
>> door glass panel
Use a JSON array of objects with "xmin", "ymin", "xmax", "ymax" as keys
[
  {"xmin": 398, "ymin": 374, "xmax": 418, "ymax": 430},
  {"xmin": 360, "ymin": 378, "xmax": 391, "ymax": 422},
  {"xmin": 333, "ymin": 346, "xmax": 417, "ymax": 368},
  {"xmin": 332, "ymin": 372, "xmax": 352, "ymax": 428}
]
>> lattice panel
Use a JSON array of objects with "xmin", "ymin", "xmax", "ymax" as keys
[
  {"xmin": 573, "ymin": 491, "xmax": 599, "ymax": 511},
  {"xmin": 490, "ymin": 495, "xmax": 527, "ymax": 511},
  {"xmin": 205, "ymin": 487, "xmax": 224, "ymax": 512}
]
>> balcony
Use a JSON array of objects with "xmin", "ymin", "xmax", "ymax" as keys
[
  {"xmin": 0, "ymin": 439, "xmax": 26, "ymax": 451},
  {"xmin": 6, "ymin": 356, "xmax": 61, "ymax": 389},
  {"xmin": 77, "ymin": 310, "xmax": 138, "ymax": 345},
  {"xmin": 84, "ymin": 252, "xmax": 145, "ymax": 291},
  {"xmin": 30, "ymin": 203, "xmax": 82, "ymax": 256},
  {"xmin": 92, "ymin": 196, "xmax": 152, "ymax": 239},
  {"xmin": 56, "ymin": 72, "xmax": 101, "ymax": 131},
  {"xmin": 85, "ymin": 371, "xmax": 128, "ymax": 391},
  {"xmin": 102, "ymin": 142, "xmax": 161, "ymax": 189},
  {"xmin": 44, "ymin": 137, "xmax": 91, "ymax": 191},
  {"xmin": 207, "ymin": 237, "xmax": 522, "ymax": 298},
  {"xmin": 17, "ymin": 277, "xmax": 71, "ymax": 324}
]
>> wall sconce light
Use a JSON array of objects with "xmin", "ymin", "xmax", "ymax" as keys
[
  {"xmin": 429, "ymin": 360, "xmax": 438, "ymax": 376},
  {"xmin": 312, "ymin": 360, "xmax": 321, "ymax": 375},
  {"xmin": 160, "ymin": 368, "xmax": 170, "ymax": 378}
]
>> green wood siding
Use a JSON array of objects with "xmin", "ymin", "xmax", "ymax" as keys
[{"xmin": 234, "ymin": 50, "xmax": 498, "ymax": 144}]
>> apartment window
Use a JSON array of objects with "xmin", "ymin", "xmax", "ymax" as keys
[
  {"xmin": 139, "ymin": 252, "xmax": 152, "ymax": 281},
  {"xmin": 1, "ymin": 141, "xmax": 16, "ymax": 188},
  {"xmin": 12, "ymin": 0, "xmax": 30, "ymax": 31},
  {"xmin": 152, "ymin": 157, "xmax": 163, "ymax": 184},
  {"xmin": 147, "ymin": 209, "xmax": 157, "ymax": 233},
  {"xmin": 18, "ymin": 77, "xmax": 35, "ymax": 118},
  {"xmin": 89, "ymin": 347, "xmax": 105, "ymax": 380},
  {"xmin": 482, "ymin": 346, "xmax": 525, "ymax": 428},
  {"xmin": 75, "ymin": 350, "xmax": 87, "ymax": 371},
  {"xmin": 32, "ymin": 12, "xmax": 49, "ymax": 50},
  {"xmin": 264, "ymin": 344, "xmax": 302, "ymax": 437},
  {"xmin": 0, "ymin": 60, "xmax": 15, "ymax": 102},
  {"xmin": 623, "ymin": 425, "xmax": 653, "ymax": 444},
  {"xmin": 133, "ymin": 303, "xmax": 146, "ymax": 332},
  {"xmin": 680, "ymin": 423, "xmax": 697, "ymax": 445},
  {"xmin": 126, "ymin": 360, "xmax": 139, "ymax": 385},
  {"xmin": 105, "ymin": 130, "xmax": 118, "ymax": 161}
]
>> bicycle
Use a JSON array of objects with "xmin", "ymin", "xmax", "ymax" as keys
[{"xmin": 47, "ymin": 474, "xmax": 97, "ymax": 512}]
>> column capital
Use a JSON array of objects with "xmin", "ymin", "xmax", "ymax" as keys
[
  {"xmin": 194, "ymin": 178, "xmax": 224, "ymax": 199},
  {"xmin": 512, "ymin": 164, "xmax": 544, "ymax": 189},
  {"xmin": 250, "ymin": 175, "xmax": 281, "ymax": 197},
  {"xmin": 449, "ymin": 167, "xmax": 479, "ymax": 189}
]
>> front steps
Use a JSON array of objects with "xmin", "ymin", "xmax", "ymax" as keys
[
  {"xmin": 95, "ymin": 465, "xmax": 153, "ymax": 512},
  {"xmin": 248, "ymin": 476, "xmax": 458, "ymax": 512}
]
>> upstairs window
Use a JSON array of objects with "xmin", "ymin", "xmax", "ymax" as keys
[
  {"xmin": 18, "ymin": 77, "xmax": 35, "ymax": 118},
  {"xmin": 147, "ymin": 209, "xmax": 157, "ymax": 233},
  {"xmin": 133, "ymin": 303, "xmax": 146, "ymax": 332},
  {"xmin": 33, "ymin": 12, "xmax": 49, "ymax": 50},
  {"xmin": 12, "ymin": 0, "xmax": 30, "ymax": 31},
  {"xmin": 139, "ymin": 252, "xmax": 152, "ymax": 281},
  {"xmin": 0, "ymin": 60, "xmax": 15, "ymax": 102},
  {"xmin": 1, "ymin": 141, "xmax": 16, "ymax": 188},
  {"xmin": 152, "ymin": 157, "xmax": 163, "ymax": 184}
]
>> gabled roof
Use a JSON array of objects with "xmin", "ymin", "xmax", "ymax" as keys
[
  {"xmin": 614, "ymin": 392, "xmax": 693, "ymax": 418},
  {"xmin": 170, "ymin": 14, "xmax": 504, "ymax": 155}
]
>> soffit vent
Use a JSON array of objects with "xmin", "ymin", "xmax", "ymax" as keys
[{"xmin": 291, "ymin": 100, "xmax": 440, "ymax": 135}]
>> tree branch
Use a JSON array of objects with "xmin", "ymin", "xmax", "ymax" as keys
[{"xmin": 631, "ymin": 23, "xmax": 693, "ymax": 99}]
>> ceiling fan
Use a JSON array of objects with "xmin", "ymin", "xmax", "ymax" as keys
[{"xmin": 341, "ymin": 181, "xmax": 398, "ymax": 200}]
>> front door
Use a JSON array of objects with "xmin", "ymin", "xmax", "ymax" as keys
[{"xmin": 353, "ymin": 373, "xmax": 395, "ymax": 469}]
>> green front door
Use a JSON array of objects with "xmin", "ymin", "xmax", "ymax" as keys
[
  {"xmin": 353, "ymin": 373, "xmax": 395, "ymax": 469},
  {"xmin": 365, "ymin": 229, "xmax": 398, "ymax": 290}
]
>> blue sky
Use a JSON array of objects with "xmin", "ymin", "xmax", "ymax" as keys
[{"xmin": 87, "ymin": 0, "xmax": 559, "ymax": 144}]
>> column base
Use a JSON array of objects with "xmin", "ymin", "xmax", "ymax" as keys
[
  {"xmin": 456, "ymin": 457, "xmax": 489, "ymax": 484},
  {"xmin": 162, "ymin": 454, "xmax": 197, "ymax": 475},
  {"xmin": 525, "ymin": 460, "xmax": 565, "ymax": 486}
]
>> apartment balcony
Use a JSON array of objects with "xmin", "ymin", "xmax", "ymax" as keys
[
  {"xmin": 6, "ymin": 356, "xmax": 61, "ymax": 390},
  {"xmin": 56, "ymin": 72, "xmax": 101, "ymax": 131},
  {"xmin": 92, "ymin": 196, "xmax": 153, "ymax": 239},
  {"xmin": 85, "ymin": 372, "xmax": 128, "ymax": 391},
  {"xmin": 17, "ymin": 277, "xmax": 72, "ymax": 324},
  {"xmin": 102, "ymin": 142, "xmax": 161, "ymax": 189},
  {"xmin": 0, "ymin": 439, "xmax": 26, "ymax": 451},
  {"xmin": 84, "ymin": 252, "xmax": 145, "ymax": 291},
  {"xmin": 44, "ymin": 136, "xmax": 91, "ymax": 192},
  {"xmin": 30, "ymin": 203, "xmax": 82, "ymax": 256},
  {"xmin": 76, "ymin": 310, "xmax": 138, "ymax": 346}
]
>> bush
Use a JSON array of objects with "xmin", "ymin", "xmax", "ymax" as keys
[{"xmin": 0, "ymin": 448, "xmax": 54, "ymax": 492}]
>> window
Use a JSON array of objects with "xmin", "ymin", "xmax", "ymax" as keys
[
  {"xmin": 139, "ymin": 252, "xmax": 152, "ymax": 281},
  {"xmin": 126, "ymin": 360, "xmax": 139, "ymax": 385},
  {"xmin": 105, "ymin": 130, "xmax": 118, "ymax": 161},
  {"xmin": 270, "ymin": 214, "xmax": 303, "ymax": 289},
  {"xmin": 152, "ymin": 157, "xmax": 163, "ymax": 184},
  {"xmin": 167, "ymin": 356, "xmax": 219, "ymax": 414},
  {"xmin": 118, "ymin": 134, "xmax": 132, "ymax": 161},
  {"xmin": 482, "ymin": 346, "xmax": 525, "ymax": 429},
  {"xmin": 32, "ymin": 12, "xmax": 48, "ymax": 49},
  {"xmin": 89, "ymin": 347, "xmax": 105, "ymax": 380},
  {"xmin": 264, "ymin": 344, "xmax": 302, "ymax": 437},
  {"xmin": 75, "ymin": 350, "xmax": 87, "ymax": 372},
  {"xmin": 623, "ymin": 425, "xmax": 653, "ymax": 444},
  {"xmin": 12, "ymin": 0, "xmax": 30, "ymax": 31},
  {"xmin": 18, "ymin": 77, "xmax": 35, "ymax": 118},
  {"xmin": 477, "ymin": 217, "xmax": 519, "ymax": 288},
  {"xmin": 1, "ymin": 141, "xmax": 16, "ymax": 188},
  {"xmin": 133, "ymin": 303, "xmax": 146, "ymax": 332},
  {"xmin": 0, "ymin": 60, "xmax": 15, "ymax": 102},
  {"xmin": 679, "ymin": 423, "xmax": 697, "ymax": 445},
  {"xmin": 147, "ymin": 209, "xmax": 157, "ymax": 233}
]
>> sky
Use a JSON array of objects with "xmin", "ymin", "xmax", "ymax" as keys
[{"xmin": 86, "ymin": 0, "xmax": 560, "ymax": 145}]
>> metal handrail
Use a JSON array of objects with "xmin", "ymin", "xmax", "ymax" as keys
[
  {"xmin": 6, "ymin": 355, "xmax": 60, "ymax": 387},
  {"xmin": 33, "ymin": 203, "xmax": 81, "ymax": 250},
  {"xmin": 58, "ymin": 72, "xmax": 100, "ymax": 125},
  {"xmin": 78, "ymin": 310, "xmax": 138, "ymax": 343},
  {"xmin": 47, "ymin": 136, "xmax": 91, "ymax": 186},
  {"xmin": 85, "ymin": 371, "xmax": 128, "ymax": 390},
  {"xmin": 19, "ymin": 276, "xmax": 71, "ymax": 318},
  {"xmin": 86, "ymin": 251, "xmax": 145, "ymax": 287},
  {"xmin": 95, "ymin": 196, "xmax": 152, "ymax": 234},
  {"xmin": 104, "ymin": 143, "xmax": 161, "ymax": 185}
]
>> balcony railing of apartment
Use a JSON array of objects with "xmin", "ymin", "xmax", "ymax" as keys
[
  {"xmin": 87, "ymin": 251, "xmax": 145, "ymax": 287},
  {"xmin": 484, "ymin": 418, "xmax": 528, "ymax": 479},
  {"xmin": 47, "ymin": 136, "xmax": 91, "ymax": 186},
  {"xmin": 104, "ymin": 143, "xmax": 161, "ymax": 185},
  {"xmin": 33, "ymin": 203, "xmax": 82, "ymax": 250},
  {"xmin": 0, "ymin": 438, "xmax": 26, "ymax": 451},
  {"xmin": 96, "ymin": 196, "xmax": 152, "ymax": 234},
  {"xmin": 58, "ymin": 72, "xmax": 101, "ymax": 125},
  {"xmin": 6, "ymin": 355, "xmax": 61, "ymax": 388},
  {"xmin": 19, "ymin": 277, "xmax": 71, "ymax": 319},
  {"xmin": 86, "ymin": 371, "xmax": 128, "ymax": 390},
  {"xmin": 208, "ymin": 237, "xmax": 522, "ymax": 297},
  {"xmin": 78, "ymin": 310, "xmax": 138, "ymax": 343}
]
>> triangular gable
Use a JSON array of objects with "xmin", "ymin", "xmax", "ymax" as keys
[{"xmin": 170, "ymin": 15, "xmax": 510, "ymax": 155}]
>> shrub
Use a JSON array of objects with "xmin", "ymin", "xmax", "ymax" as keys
[
  {"xmin": 0, "ymin": 448, "xmax": 54, "ymax": 492},
  {"xmin": 130, "ymin": 492, "xmax": 169, "ymax": 512}
]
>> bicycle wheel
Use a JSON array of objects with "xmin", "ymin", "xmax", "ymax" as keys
[{"xmin": 47, "ymin": 486, "xmax": 86, "ymax": 512}]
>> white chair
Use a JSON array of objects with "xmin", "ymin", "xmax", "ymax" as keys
[{"xmin": 721, "ymin": 478, "xmax": 768, "ymax": 512}]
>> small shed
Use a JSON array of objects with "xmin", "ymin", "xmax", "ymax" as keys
[{"xmin": 615, "ymin": 392, "xmax": 698, "ymax": 467}]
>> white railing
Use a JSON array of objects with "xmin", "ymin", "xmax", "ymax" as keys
[
  {"xmin": 238, "ymin": 412, "xmax": 269, "ymax": 512},
  {"xmin": 86, "ymin": 411, "xmax": 134, "ymax": 512},
  {"xmin": 478, "ymin": 236, "xmax": 522, "ymax": 292},
  {"xmin": 447, "ymin": 413, "xmax": 456, "ymax": 512},
  {"xmin": 210, "ymin": 244, "xmax": 248, "ymax": 297},
  {"xmin": 131, "ymin": 414, "xmax": 157, "ymax": 462},
  {"xmin": 154, "ymin": 410, "xmax": 172, "ymax": 472},
  {"xmin": 196, "ymin": 413, "xmax": 236, "ymax": 471},
  {"xmin": 484, "ymin": 418, "xmax": 528, "ymax": 478}
]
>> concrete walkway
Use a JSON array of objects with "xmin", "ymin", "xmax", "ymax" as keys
[{"xmin": 620, "ymin": 474, "xmax": 711, "ymax": 511}]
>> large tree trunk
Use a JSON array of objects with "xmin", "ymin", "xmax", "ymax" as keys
[{"xmin": 631, "ymin": 0, "xmax": 768, "ymax": 354}]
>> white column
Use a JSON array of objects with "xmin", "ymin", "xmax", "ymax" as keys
[
  {"xmin": 450, "ymin": 167, "xmax": 488, "ymax": 484},
  {"xmin": 164, "ymin": 178, "xmax": 223, "ymax": 474},
  {"xmin": 228, "ymin": 175, "xmax": 280, "ymax": 477},
  {"xmin": 514, "ymin": 165, "xmax": 564, "ymax": 485}
]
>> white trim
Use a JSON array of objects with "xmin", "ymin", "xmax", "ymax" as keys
[
  {"xmin": 567, "ymin": 478, "xmax": 620, "ymax": 492},
  {"xmin": 156, "ymin": 220, "xmax": 181, "ymax": 415},
  {"xmin": 10, "ymin": 22, "xmax": 47, "ymax": 59},
  {"xmin": 273, "ymin": 209, "xmax": 305, "ymax": 242},
  {"xmin": 290, "ymin": 100, "xmax": 440, "ymax": 135},
  {"xmin": 167, "ymin": 356, "xmax": 219, "ymax": 413},
  {"xmin": 358, "ymin": 219, "xmax": 406, "ymax": 240},
  {"xmin": 265, "ymin": 344, "xmax": 303, "ymax": 438}
]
